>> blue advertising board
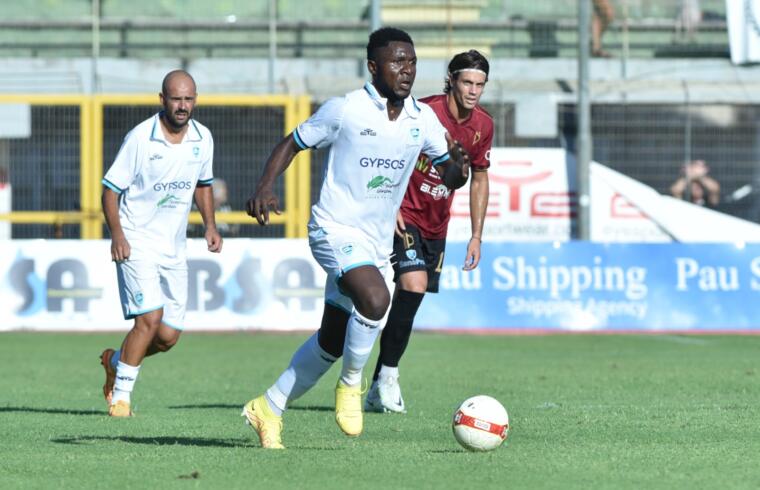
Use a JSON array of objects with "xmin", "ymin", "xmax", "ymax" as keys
[{"xmin": 416, "ymin": 242, "xmax": 760, "ymax": 331}]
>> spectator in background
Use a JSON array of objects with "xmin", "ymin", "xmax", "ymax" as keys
[
  {"xmin": 670, "ymin": 159, "xmax": 720, "ymax": 207},
  {"xmin": 592, "ymin": 0, "xmax": 615, "ymax": 57},
  {"xmin": 189, "ymin": 178, "xmax": 238, "ymax": 237},
  {"xmin": 211, "ymin": 178, "xmax": 238, "ymax": 237},
  {"xmin": 675, "ymin": 0, "xmax": 702, "ymax": 42}
]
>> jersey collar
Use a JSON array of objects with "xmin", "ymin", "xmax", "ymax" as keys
[
  {"xmin": 150, "ymin": 112, "xmax": 203, "ymax": 144},
  {"xmin": 363, "ymin": 82, "xmax": 421, "ymax": 119}
]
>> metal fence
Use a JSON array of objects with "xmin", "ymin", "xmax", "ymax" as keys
[
  {"xmin": 502, "ymin": 100, "xmax": 758, "ymax": 223},
  {"xmin": 0, "ymin": 94, "xmax": 311, "ymax": 239},
  {"xmin": 2, "ymin": 93, "xmax": 760, "ymax": 239}
]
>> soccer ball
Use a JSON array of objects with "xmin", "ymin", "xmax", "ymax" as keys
[{"xmin": 452, "ymin": 395, "xmax": 509, "ymax": 452}]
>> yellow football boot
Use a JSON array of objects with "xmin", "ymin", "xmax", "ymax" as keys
[
  {"xmin": 242, "ymin": 395, "xmax": 284, "ymax": 449},
  {"xmin": 335, "ymin": 380, "xmax": 363, "ymax": 436},
  {"xmin": 108, "ymin": 400, "xmax": 133, "ymax": 417}
]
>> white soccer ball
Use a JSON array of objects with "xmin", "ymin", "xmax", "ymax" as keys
[{"xmin": 452, "ymin": 395, "xmax": 509, "ymax": 452}]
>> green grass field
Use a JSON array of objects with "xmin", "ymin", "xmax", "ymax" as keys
[{"xmin": 2, "ymin": 332, "xmax": 760, "ymax": 489}]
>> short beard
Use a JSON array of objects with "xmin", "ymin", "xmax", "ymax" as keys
[{"xmin": 162, "ymin": 110, "xmax": 190, "ymax": 131}]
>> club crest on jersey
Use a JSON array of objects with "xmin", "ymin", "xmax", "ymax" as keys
[
  {"xmin": 473, "ymin": 131, "xmax": 481, "ymax": 145},
  {"xmin": 405, "ymin": 250, "xmax": 417, "ymax": 261},
  {"xmin": 340, "ymin": 244, "xmax": 354, "ymax": 255},
  {"xmin": 192, "ymin": 146, "xmax": 200, "ymax": 157},
  {"xmin": 410, "ymin": 127, "xmax": 420, "ymax": 140}
]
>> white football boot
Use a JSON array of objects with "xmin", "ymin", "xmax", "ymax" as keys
[{"xmin": 364, "ymin": 374, "xmax": 406, "ymax": 414}]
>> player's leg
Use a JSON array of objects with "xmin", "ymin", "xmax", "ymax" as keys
[
  {"xmin": 334, "ymin": 264, "xmax": 390, "ymax": 435},
  {"xmin": 101, "ymin": 321, "xmax": 179, "ymax": 406},
  {"xmin": 104, "ymin": 259, "xmax": 165, "ymax": 416},
  {"xmin": 369, "ymin": 227, "xmax": 443, "ymax": 413},
  {"xmin": 364, "ymin": 225, "xmax": 427, "ymax": 413},
  {"xmin": 144, "ymin": 263, "xmax": 186, "ymax": 355},
  {"xmin": 243, "ymin": 297, "xmax": 349, "ymax": 449},
  {"xmin": 110, "ymin": 308, "xmax": 163, "ymax": 416},
  {"xmin": 371, "ymin": 227, "xmax": 427, "ymax": 381},
  {"xmin": 242, "ymin": 267, "xmax": 351, "ymax": 448},
  {"xmin": 265, "ymin": 303, "xmax": 349, "ymax": 415},
  {"xmin": 366, "ymin": 275, "xmax": 425, "ymax": 414}
]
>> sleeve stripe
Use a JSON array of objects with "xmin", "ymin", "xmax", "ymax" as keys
[
  {"xmin": 197, "ymin": 178, "xmax": 214, "ymax": 186},
  {"xmin": 293, "ymin": 129, "xmax": 309, "ymax": 150},
  {"xmin": 102, "ymin": 178, "xmax": 123, "ymax": 194},
  {"xmin": 431, "ymin": 153, "xmax": 450, "ymax": 166}
]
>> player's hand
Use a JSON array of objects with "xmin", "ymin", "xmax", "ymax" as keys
[
  {"xmin": 110, "ymin": 235, "xmax": 130, "ymax": 262},
  {"xmin": 205, "ymin": 227, "xmax": 223, "ymax": 253},
  {"xmin": 444, "ymin": 133, "xmax": 470, "ymax": 189},
  {"xmin": 463, "ymin": 236, "xmax": 481, "ymax": 271},
  {"xmin": 395, "ymin": 211, "xmax": 406, "ymax": 237},
  {"xmin": 246, "ymin": 186, "xmax": 281, "ymax": 226}
]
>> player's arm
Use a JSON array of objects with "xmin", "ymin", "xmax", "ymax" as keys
[
  {"xmin": 670, "ymin": 177, "xmax": 687, "ymax": 199},
  {"xmin": 463, "ymin": 168, "xmax": 489, "ymax": 271},
  {"xmin": 699, "ymin": 175, "xmax": 721, "ymax": 206},
  {"xmin": 101, "ymin": 187, "xmax": 130, "ymax": 262},
  {"xmin": 194, "ymin": 184, "xmax": 222, "ymax": 253},
  {"xmin": 245, "ymin": 134, "xmax": 302, "ymax": 225}
]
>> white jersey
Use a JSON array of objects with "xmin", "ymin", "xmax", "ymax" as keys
[
  {"xmin": 102, "ymin": 113, "xmax": 214, "ymax": 262},
  {"xmin": 296, "ymin": 82, "xmax": 450, "ymax": 258}
]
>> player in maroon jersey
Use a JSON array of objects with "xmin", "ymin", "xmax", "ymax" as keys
[{"xmin": 366, "ymin": 50, "xmax": 493, "ymax": 413}]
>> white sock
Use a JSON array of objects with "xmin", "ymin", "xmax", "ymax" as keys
[
  {"xmin": 340, "ymin": 310, "xmax": 382, "ymax": 387},
  {"xmin": 112, "ymin": 361, "xmax": 140, "ymax": 404},
  {"xmin": 110, "ymin": 350, "xmax": 121, "ymax": 370},
  {"xmin": 379, "ymin": 365, "xmax": 399, "ymax": 380},
  {"xmin": 266, "ymin": 333, "xmax": 337, "ymax": 415}
]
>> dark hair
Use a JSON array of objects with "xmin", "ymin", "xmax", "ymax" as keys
[
  {"xmin": 366, "ymin": 27, "xmax": 413, "ymax": 61},
  {"xmin": 444, "ymin": 50, "xmax": 490, "ymax": 93},
  {"xmin": 161, "ymin": 69, "xmax": 196, "ymax": 95}
]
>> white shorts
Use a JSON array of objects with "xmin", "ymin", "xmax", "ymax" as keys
[
  {"xmin": 115, "ymin": 259, "xmax": 188, "ymax": 330},
  {"xmin": 308, "ymin": 223, "xmax": 389, "ymax": 314}
]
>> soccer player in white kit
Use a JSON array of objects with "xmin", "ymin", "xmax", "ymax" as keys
[
  {"xmin": 99, "ymin": 70, "xmax": 223, "ymax": 417},
  {"xmin": 242, "ymin": 27, "xmax": 470, "ymax": 448}
]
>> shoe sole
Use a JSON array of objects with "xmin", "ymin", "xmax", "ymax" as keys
[{"xmin": 241, "ymin": 406, "xmax": 284, "ymax": 449}]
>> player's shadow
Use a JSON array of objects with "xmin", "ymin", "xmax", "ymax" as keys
[
  {"xmin": 52, "ymin": 435, "xmax": 343, "ymax": 451},
  {"xmin": 287, "ymin": 405, "xmax": 333, "ymax": 412},
  {"xmin": 167, "ymin": 403, "xmax": 333, "ymax": 412},
  {"xmin": 168, "ymin": 403, "xmax": 241, "ymax": 409},
  {"xmin": 0, "ymin": 406, "xmax": 103, "ymax": 416},
  {"xmin": 51, "ymin": 435, "xmax": 257, "ymax": 448}
]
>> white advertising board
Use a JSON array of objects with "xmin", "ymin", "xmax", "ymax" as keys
[
  {"xmin": 446, "ymin": 148, "xmax": 672, "ymax": 243},
  {"xmin": 727, "ymin": 0, "xmax": 760, "ymax": 64},
  {"xmin": 0, "ymin": 239, "xmax": 327, "ymax": 331}
]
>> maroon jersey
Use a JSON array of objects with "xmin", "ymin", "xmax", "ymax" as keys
[{"xmin": 400, "ymin": 94, "xmax": 493, "ymax": 239}]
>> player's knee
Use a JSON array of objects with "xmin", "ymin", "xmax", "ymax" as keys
[
  {"xmin": 355, "ymin": 287, "xmax": 390, "ymax": 321},
  {"xmin": 401, "ymin": 280, "xmax": 427, "ymax": 294},
  {"xmin": 157, "ymin": 335, "xmax": 179, "ymax": 352},
  {"xmin": 133, "ymin": 314, "xmax": 162, "ymax": 334}
]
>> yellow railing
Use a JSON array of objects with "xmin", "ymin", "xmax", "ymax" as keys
[{"xmin": 0, "ymin": 94, "xmax": 312, "ymax": 238}]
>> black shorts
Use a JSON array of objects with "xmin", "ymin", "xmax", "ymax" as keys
[{"xmin": 391, "ymin": 224, "xmax": 446, "ymax": 293}]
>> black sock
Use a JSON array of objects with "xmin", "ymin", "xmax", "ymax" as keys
[{"xmin": 372, "ymin": 289, "xmax": 425, "ymax": 381}]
